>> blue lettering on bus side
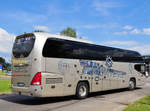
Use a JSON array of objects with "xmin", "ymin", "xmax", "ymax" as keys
[{"xmin": 79, "ymin": 60, "xmax": 126, "ymax": 78}]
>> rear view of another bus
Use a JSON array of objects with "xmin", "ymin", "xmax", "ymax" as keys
[{"xmin": 11, "ymin": 33, "xmax": 43, "ymax": 96}]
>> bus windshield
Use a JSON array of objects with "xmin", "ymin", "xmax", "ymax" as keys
[{"xmin": 13, "ymin": 35, "xmax": 35, "ymax": 58}]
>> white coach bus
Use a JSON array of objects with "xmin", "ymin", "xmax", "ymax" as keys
[{"xmin": 11, "ymin": 32, "xmax": 146, "ymax": 99}]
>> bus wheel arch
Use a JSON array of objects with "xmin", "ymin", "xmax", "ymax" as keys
[
  {"xmin": 76, "ymin": 81, "xmax": 90, "ymax": 99},
  {"xmin": 129, "ymin": 77, "xmax": 136, "ymax": 90}
]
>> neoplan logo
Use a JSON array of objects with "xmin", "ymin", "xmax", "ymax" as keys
[{"xmin": 105, "ymin": 56, "xmax": 113, "ymax": 68}]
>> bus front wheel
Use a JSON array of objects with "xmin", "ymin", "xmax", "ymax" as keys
[{"xmin": 76, "ymin": 82, "xmax": 89, "ymax": 99}]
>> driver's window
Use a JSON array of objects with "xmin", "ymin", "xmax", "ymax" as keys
[{"xmin": 134, "ymin": 64, "xmax": 145, "ymax": 74}]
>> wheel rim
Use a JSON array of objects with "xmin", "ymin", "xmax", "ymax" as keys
[
  {"xmin": 79, "ymin": 85, "xmax": 87, "ymax": 97},
  {"xmin": 129, "ymin": 81, "xmax": 134, "ymax": 89}
]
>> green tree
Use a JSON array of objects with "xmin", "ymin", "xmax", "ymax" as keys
[
  {"xmin": 60, "ymin": 27, "xmax": 77, "ymax": 38},
  {"xmin": 0, "ymin": 57, "xmax": 5, "ymax": 67},
  {"xmin": 33, "ymin": 30, "xmax": 44, "ymax": 32},
  {"xmin": 0, "ymin": 57, "xmax": 11, "ymax": 71}
]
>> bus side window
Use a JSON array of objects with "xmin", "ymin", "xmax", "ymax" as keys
[{"xmin": 134, "ymin": 64, "xmax": 145, "ymax": 74}]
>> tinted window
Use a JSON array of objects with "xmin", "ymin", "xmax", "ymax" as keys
[
  {"xmin": 134, "ymin": 64, "xmax": 145, "ymax": 73},
  {"xmin": 42, "ymin": 38, "xmax": 142, "ymax": 62},
  {"xmin": 13, "ymin": 35, "xmax": 35, "ymax": 58}
]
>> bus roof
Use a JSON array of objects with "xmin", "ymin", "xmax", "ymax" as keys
[{"xmin": 17, "ymin": 32, "xmax": 142, "ymax": 57}]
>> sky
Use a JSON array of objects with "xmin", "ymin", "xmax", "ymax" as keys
[{"xmin": 1, "ymin": 0, "xmax": 150, "ymax": 62}]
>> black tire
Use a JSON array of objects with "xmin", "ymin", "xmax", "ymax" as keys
[
  {"xmin": 76, "ymin": 82, "xmax": 89, "ymax": 99},
  {"xmin": 129, "ymin": 79, "xmax": 136, "ymax": 90}
]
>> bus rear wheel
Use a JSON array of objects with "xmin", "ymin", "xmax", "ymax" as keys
[
  {"xmin": 129, "ymin": 79, "xmax": 136, "ymax": 90},
  {"xmin": 76, "ymin": 82, "xmax": 89, "ymax": 99}
]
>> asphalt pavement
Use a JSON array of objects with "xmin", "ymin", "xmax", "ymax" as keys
[{"xmin": 0, "ymin": 78, "xmax": 150, "ymax": 111}]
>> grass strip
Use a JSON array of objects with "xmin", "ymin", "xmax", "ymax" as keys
[
  {"xmin": 124, "ymin": 95, "xmax": 150, "ymax": 111},
  {"xmin": 0, "ymin": 80, "xmax": 11, "ymax": 93}
]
